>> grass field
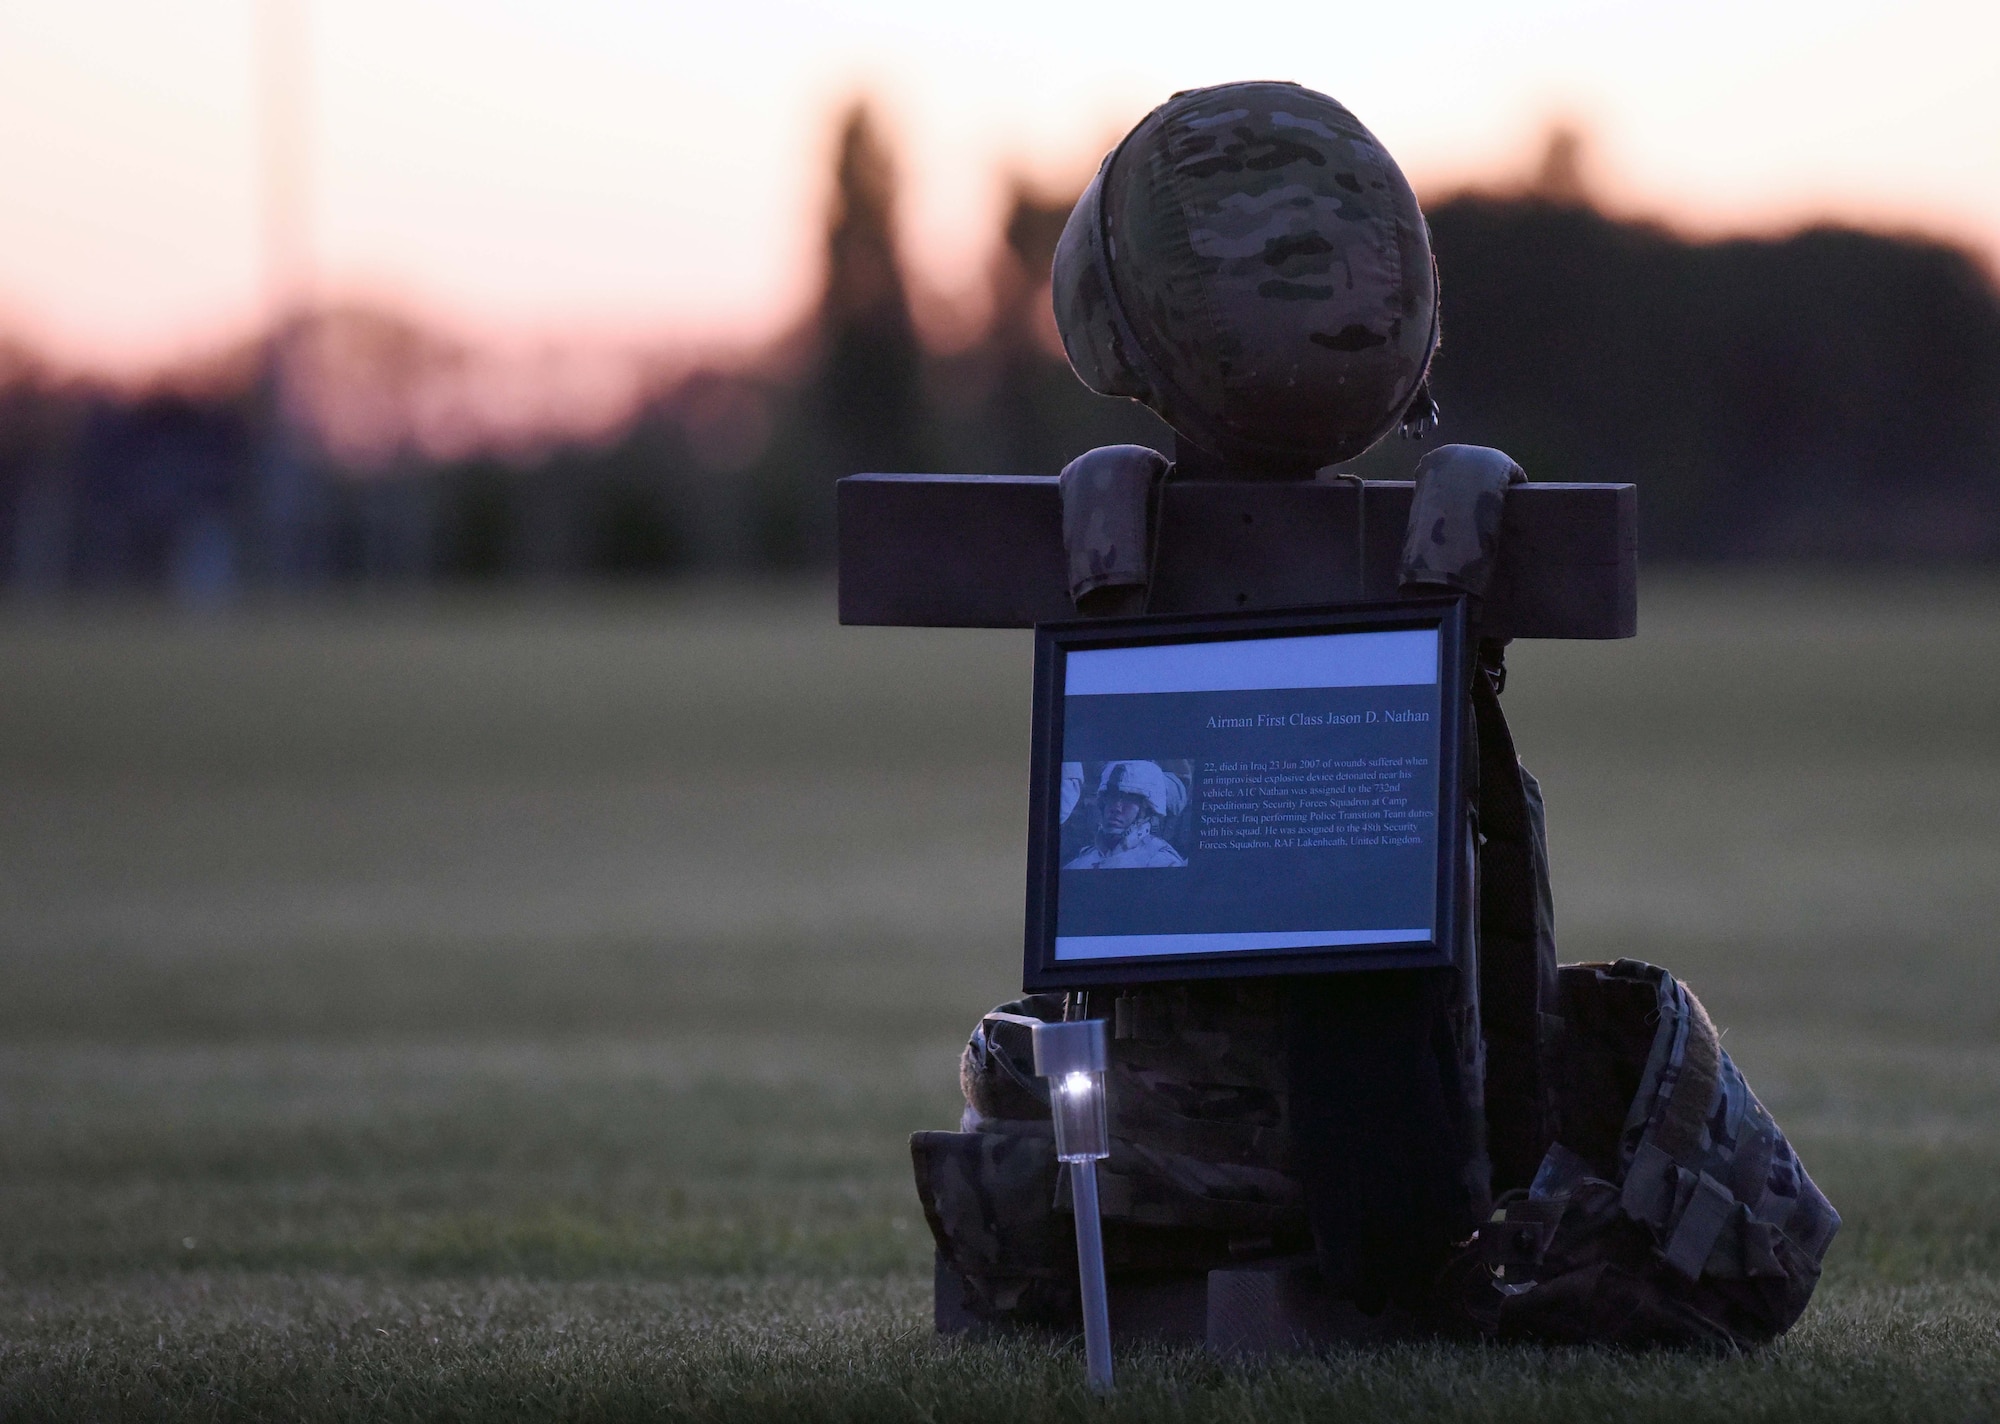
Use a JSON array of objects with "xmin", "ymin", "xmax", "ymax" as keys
[{"xmin": 2, "ymin": 577, "xmax": 1998, "ymax": 1421}]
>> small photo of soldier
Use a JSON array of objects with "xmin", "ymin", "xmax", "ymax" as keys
[{"xmin": 1060, "ymin": 759, "xmax": 1193, "ymax": 869}]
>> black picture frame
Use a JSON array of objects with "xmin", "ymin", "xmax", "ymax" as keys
[{"xmin": 1023, "ymin": 597, "xmax": 1468, "ymax": 992}]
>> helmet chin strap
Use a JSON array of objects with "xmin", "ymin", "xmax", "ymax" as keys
[
  {"xmin": 1101, "ymin": 816, "xmax": 1160, "ymax": 853},
  {"xmin": 1399, "ymin": 380, "xmax": 1441, "ymax": 440},
  {"xmin": 1399, "ymin": 253, "xmax": 1445, "ymax": 440}
]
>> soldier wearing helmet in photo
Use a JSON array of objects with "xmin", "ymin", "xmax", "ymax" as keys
[{"xmin": 1065, "ymin": 760, "xmax": 1189, "ymax": 869}]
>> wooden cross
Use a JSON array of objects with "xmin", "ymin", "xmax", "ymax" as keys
[{"xmin": 838, "ymin": 463, "xmax": 1636, "ymax": 639}]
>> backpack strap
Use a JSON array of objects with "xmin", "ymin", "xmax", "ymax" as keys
[
  {"xmin": 1057, "ymin": 445, "xmax": 1170, "ymax": 616},
  {"xmin": 1397, "ymin": 444, "xmax": 1559, "ymax": 1196},
  {"xmin": 1397, "ymin": 445, "xmax": 1525, "ymax": 598},
  {"xmin": 1470, "ymin": 668, "xmax": 1561, "ymax": 1192}
]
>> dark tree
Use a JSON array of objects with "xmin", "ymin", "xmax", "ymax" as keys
[
  {"xmin": 927, "ymin": 176, "xmax": 1171, "ymax": 480},
  {"xmin": 750, "ymin": 101, "xmax": 932, "ymax": 566},
  {"xmin": 1346, "ymin": 189, "xmax": 2000, "ymax": 560},
  {"xmin": 818, "ymin": 102, "xmax": 926, "ymax": 478},
  {"xmin": 983, "ymin": 178, "xmax": 1087, "ymax": 475}
]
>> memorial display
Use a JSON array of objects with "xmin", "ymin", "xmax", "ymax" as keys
[
  {"xmin": 1024, "ymin": 602, "xmax": 1466, "ymax": 989},
  {"xmin": 866, "ymin": 78, "xmax": 1837, "ymax": 1360}
]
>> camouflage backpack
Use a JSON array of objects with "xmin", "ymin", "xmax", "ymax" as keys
[{"xmin": 1464, "ymin": 959, "xmax": 1840, "ymax": 1349}]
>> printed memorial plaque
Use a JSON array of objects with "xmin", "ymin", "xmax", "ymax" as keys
[{"xmin": 1023, "ymin": 599, "xmax": 1467, "ymax": 989}]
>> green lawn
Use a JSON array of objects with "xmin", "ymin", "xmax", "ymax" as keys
[{"xmin": 2, "ymin": 577, "xmax": 1998, "ymax": 1420}]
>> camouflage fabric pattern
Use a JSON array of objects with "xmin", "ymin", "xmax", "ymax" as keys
[
  {"xmin": 1058, "ymin": 444, "xmax": 1168, "ymax": 604},
  {"xmin": 1094, "ymin": 983, "xmax": 1302, "ymax": 1237},
  {"xmin": 910, "ymin": 1123, "xmax": 1076, "ymax": 1324},
  {"xmin": 918, "ymin": 463, "xmax": 1584, "ymax": 1331},
  {"xmin": 928, "ymin": 990, "xmax": 1311, "ymax": 1287},
  {"xmin": 1052, "ymin": 81, "xmax": 1438, "ymax": 471},
  {"xmin": 1399, "ymin": 445, "xmax": 1527, "ymax": 600},
  {"xmin": 1471, "ymin": 961, "xmax": 1840, "ymax": 1348}
]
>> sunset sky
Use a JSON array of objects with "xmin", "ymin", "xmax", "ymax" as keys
[{"xmin": 1, "ymin": 0, "xmax": 1995, "ymax": 375}]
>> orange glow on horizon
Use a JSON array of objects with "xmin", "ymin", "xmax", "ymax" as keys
[{"xmin": 1, "ymin": 0, "xmax": 1994, "ymax": 380}]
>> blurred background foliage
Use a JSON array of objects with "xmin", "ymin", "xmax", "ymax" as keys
[{"xmin": 3, "ymin": 105, "xmax": 1999, "ymax": 601}]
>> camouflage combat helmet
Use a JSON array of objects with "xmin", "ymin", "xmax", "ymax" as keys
[{"xmin": 1052, "ymin": 81, "xmax": 1440, "ymax": 474}]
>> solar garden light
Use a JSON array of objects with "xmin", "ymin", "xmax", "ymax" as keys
[{"xmin": 1032, "ymin": 1018, "xmax": 1113, "ymax": 1394}]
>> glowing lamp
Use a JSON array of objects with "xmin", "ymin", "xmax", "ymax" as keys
[{"xmin": 1032, "ymin": 1018, "xmax": 1114, "ymax": 1392}]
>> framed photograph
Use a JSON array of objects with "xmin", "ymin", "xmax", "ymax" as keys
[{"xmin": 1022, "ymin": 598, "xmax": 1468, "ymax": 990}]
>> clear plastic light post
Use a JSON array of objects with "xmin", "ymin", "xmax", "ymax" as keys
[{"xmin": 1032, "ymin": 1018, "xmax": 1113, "ymax": 1393}]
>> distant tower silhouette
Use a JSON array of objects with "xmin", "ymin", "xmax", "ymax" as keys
[
  {"xmin": 253, "ymin": 0, "xmax": 326, "ymax": 586},
  {"xmin": 758, "ymin": 100, "xmax": 929, "ymax": 566},
  {"xmin": 259, "ymin": 0, "xmax": 312, "ymax": 319},
  {"xmin": 1529, "ymin": 124, "xmax": 1593, "ymax": 208}
]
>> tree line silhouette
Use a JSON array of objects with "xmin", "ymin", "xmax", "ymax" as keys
[{"xmin": 2, "ymin": 106, "xmax": 1997, "ymax": 596}]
